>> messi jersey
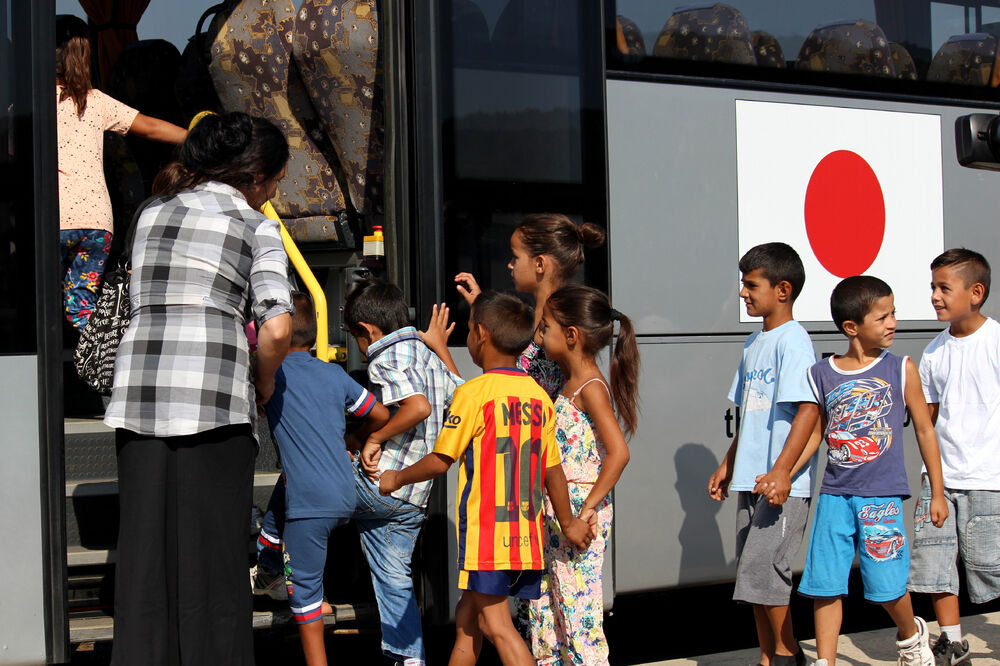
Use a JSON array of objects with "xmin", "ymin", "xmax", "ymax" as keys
[{"xmin": 433, "ymin": 368, "xmax": 559, "ymax": 571}]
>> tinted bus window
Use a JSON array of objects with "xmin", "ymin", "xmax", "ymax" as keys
[
  {"xmin": 1, "ymin": 0, "xmax": 38, "ymax": 354},
  {"xmin": 611, "ymin": 1, "xmax": 1000, "ymax": 100},
  {"xmin": 437, "ymin": 1, "xmax": 608, "ymax": 318}
]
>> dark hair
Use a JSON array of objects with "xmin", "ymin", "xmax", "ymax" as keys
[
  {"xmin": 546, "ymin": 285, "xmax": 640, "ymax": 439},
  {"xmin": 470, "ymin": 291, "xmax": 534, "ymax": 356},
  {"xmin": 830, "ymin": 276, "xmax": 893, "ymax": 335},
  {"xmin": 738, "ymin": 242, "xmax": 806, "ymax": 301},
  {"xmin": 152, "ymin": 112, "xmax": 289, "ymax": 196},
  {"xmin": 515, "ymin": 213, "xmax": 606, "ymax": 282},
  {"xmin": 931, "ymin": 248, "xmax": 991, "ymax": 304},
  {"xmin": 290, "ymin": 291, "xmax": 317, "ymax": 349},
  {"xmin": 56, "ymin": 36, "xmax": 91, "ymax": 116},
  {"xmin": 343, "ymin": 280, "xmax": 410, "ymax": 336}
]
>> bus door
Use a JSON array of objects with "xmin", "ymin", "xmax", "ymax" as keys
[{"xmin": 1, "ymin": 1, "xmax": 70, "ymax": 663}]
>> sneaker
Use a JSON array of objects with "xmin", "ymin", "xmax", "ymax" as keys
[
  {"xmin": 897, "ymin": 616, "xmax": 934, "ymax": 666},
  {"xmin": 931, "ymin": 634, "xmax": 971, "ymax": 666},
  {"xmin": 252, "ymin": 565, "xmax": 288, "ymax": 600},
  {"xmin": 771, "ymin": 648, "xmax": 808, "ymax": 666},
  {"xmin": 813, "ymin": 660, "xmax": 829, "ymax": 666}
]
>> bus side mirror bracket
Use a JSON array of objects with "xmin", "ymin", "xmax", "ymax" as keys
[{"xmin": 956, "ymin": 113, "xmax": 1000, "ymax": 170}]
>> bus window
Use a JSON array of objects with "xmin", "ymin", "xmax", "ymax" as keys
[{"xmin": 610, "ymin": 1, "xmax": 1000, "ymax": 100}]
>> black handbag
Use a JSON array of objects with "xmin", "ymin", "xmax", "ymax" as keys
[
  {"xmin": 73, "ymin": 195, "xmax": 162, "ymax": 395},
  {"xmin": 73, "ymin": 259, "xmax": 131, "ymax": 395}
]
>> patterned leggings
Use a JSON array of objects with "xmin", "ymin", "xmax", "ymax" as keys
[
  {"xmin": 523, "ymin": 484, "xmax": 614, "ymax": 666},
  {"xmin": 60, "ymin": 229, "xmax": 112, "ymax": 330}
]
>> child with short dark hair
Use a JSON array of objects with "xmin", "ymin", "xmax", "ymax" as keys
[
  {"xmin": 908, "ymin": 249, "xmax": 999, "ymax": 665},
  {"xmin": 262, "ymin": 291, "xmax": 390, "ymax": 665},
  {"xmin": 379, "ymin": 291, "xmax": 593, "ymax": 666},
  {"xmin": 708, "ymin": 242, "xmax": 818, "ymax": 666},
  {"xmin": 775, "ymin": 275, "xmax": 949, "ymax": 666}
]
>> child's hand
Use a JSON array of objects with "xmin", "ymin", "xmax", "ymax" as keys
[
  {"xmin": 707, "ymin": 463, "xmax": 732, "ymax": 501},
  {"xmin": 454, "ymin": 272, "xmax": 481, "ymax": 306},
  {"xmin": 579, "ymin": 507, "xmax": 600, "ymax": 538},
  {"xmin": 361, "ymin": 439, "xmax": 383, "ymax": 480},
  {"xmin": 419, "ymin": 303, "xmax": 455, "ymax": 354},
  {"xmin": 930, "ymin": 494, "xmax": 949, "ymax": 528},
  {"xmin": 562, "ymin": 516, "xmax": 594, "ymax": 551},
  {"xmin": 753, "ymin": 470, "xmax": 791, "ymax": 506},
  {"xmin": 378, "ymin": 469, "xmax": 401, "ymax": 496}
]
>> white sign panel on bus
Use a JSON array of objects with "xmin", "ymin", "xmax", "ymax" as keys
[{"xmin": 736, "ymin": 100, "xmax": 944, "ymax": 324}]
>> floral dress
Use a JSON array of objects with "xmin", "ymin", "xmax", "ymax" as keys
[{"xmin": 528, "ymin": 378, "xmax": 614, "ymax": 666}]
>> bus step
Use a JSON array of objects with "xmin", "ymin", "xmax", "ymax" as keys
[
  {"xmin": 68, "ymin": 603, "xmax": 378, "ymax": 644},
  {"xmin": 68, "ymin": 546, "xmax": 116, "ymax": 567}
]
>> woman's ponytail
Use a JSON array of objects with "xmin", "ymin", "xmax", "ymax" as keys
[{"xmin": 609, "ymin": 311, "xmax": 639, "ymax": 439}]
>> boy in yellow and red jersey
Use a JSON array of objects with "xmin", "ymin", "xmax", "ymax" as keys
[{"xmin": 379, "ymin": 290, "xmax": 593, "ymax": 666}]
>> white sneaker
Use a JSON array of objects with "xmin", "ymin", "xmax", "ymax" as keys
[
  {"xmin": 897, "ymin": 616, "xmax": 934, "ymax": 666},
  {"xmin": 813, "ymin": 660, "xmax": 829, "ymax": 666}
]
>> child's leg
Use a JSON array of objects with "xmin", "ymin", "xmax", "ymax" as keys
[
  {"xmin": 299, "ymin": 620, "xmax": 327, "ymax": 666},
  {"xmin": 256, "ymin": 475, "xmax": 286, "ymax": 574},
  {"xmin": 752, "ymin": 605, "xmax": 776, "ymax": 662},
  {"xmin": 932, "ymin": 592, "xmax": 961, "ymax": 629},
  {"xmin": 881, "ymin": 593, "xmax": 917, "ymax": 640},
  {"xmin": 813, "ymin": 597, "xmax": 842, "ymax": 663},
  {"xmin": 474, "ymin": 591, "xmax": 534, "ymax": 666},
  {"xmin": 762, "ymin": 604, "xmax": 798, "ymax": 657},
  {"xmin": 449, "ymin": 591, "xmax": 483, "ymax": 666}
]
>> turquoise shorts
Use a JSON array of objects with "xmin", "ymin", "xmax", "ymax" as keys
[{"xmin": 799, "ymin": 493, "xmax": 909, "ymax": 603}]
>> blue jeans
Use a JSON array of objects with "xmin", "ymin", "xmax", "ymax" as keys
[
  {"xmin": 354, "ymin": 463, "xmax": 427, "ymax": 661},
  {"xmin": 256, "ymin": 467, "xmax": 427, "ymax": 661}
]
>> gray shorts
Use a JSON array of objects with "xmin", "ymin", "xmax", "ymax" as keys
[
  {"xmin": 908, "ymin": 476, "xmax": 1000, "ymax": 603},
  {"xmin": 733, "ymin": 491, "xmax": 811, "ymax": 606}
]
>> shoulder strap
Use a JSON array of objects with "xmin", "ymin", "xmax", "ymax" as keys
[{"xmin": 570, "ymin": 377, "xmax": 611, "ymax": 403}]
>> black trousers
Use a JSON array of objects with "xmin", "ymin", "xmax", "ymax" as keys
[{"xmin": 111, "ymin": 424, "xmax": 256, "ymax": 666}]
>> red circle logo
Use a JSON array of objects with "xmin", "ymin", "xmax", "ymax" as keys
[{"xmin": 804, "ymin": 150, "xmax": 885, "ymax": 278}]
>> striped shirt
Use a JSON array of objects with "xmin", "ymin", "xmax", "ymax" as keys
[
  {"xmin": 366, "ymin": 326, "xmax": 463, "ymax": 507},
  {"xmin": 433, "ymin": 368, "xmax": 559, "ymax": 571},
  {"xmin": 104, "ymin": 181, "xmax": 293, "ymax": 436}
]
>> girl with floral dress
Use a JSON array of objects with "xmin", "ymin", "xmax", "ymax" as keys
[{"xmin": 530, "ymin": 285, "xmax": 638, "ymax": 665}]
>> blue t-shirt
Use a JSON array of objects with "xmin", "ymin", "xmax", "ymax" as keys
[
  {"xmin": 808, "ymin": 351, "xmax": 910, "ymax": 498},
  {"xmin": 265, "ymin": 351, "xmax": 376, "ymax": 519},
  {"xmin": 729, "ymin": 320, "xmax": 818, "ymax": 498}
]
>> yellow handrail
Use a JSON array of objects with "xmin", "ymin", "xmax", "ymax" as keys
[{"xmin": 261, "ymin": 201, "xmax": 330, "ymax": 363}]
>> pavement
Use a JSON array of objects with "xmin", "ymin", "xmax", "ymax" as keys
[{"xmin": 642, "ymin": 611, "xmax": 1000, "ymax": 665}]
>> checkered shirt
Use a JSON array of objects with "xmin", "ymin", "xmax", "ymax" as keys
[
  {"xmin": 104, "ymin": 181, "xmax": 292, "ymax": 437},
  {"xmin": 366, "ymin": 327, "xmax": 463, "ymax": 507}
]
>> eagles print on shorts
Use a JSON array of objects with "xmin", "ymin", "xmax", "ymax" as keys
[
  {"xmin": 808, "ymin": 351, "xmax": 911, "ymax": 498},
  {"xmin": 858, "ymin": 501, "xmax": 906, "ymax": 562}
]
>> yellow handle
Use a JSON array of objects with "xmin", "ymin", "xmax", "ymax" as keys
[{"xmin": 262, "ymin": 201, "xmax": 330, "ymax": 363}]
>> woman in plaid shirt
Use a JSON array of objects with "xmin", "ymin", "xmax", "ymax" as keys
[{"xmin": 104, "ymin": 113, "xmax": 293, "ymax": 666}]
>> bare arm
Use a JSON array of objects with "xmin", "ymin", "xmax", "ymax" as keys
[
  {"xmin": 361, "ymin": 394, "xmax": 432, "ymax": 477},
  {"xmin": 379, "ymin": 452, "xmax": 453, "ymax": 495},
  {"xmin": 751, "ymin": 401, "xmax": 820, "ymax": 504},
  {"xmin": 129, "ymin": 113, "xmax": 188, "ymax": 144},
  {"xmin": 254, "ymin": 313, "xmax": 291, "ymax": 408},
  {"xmin": 544, "ymin": 463, "xmax": 593, "ymax": 550},
  {"xmin": 576, "ymin": 381, "xmax": 630, "ymax": 516},
  {"xmin": 904, "ymin": 359, "xmax": 948, "ymax": 527},
  {"xmin": 708, "ymin": 433, "xmax": 738, "ymax": 501},
  {"xmin": 927, "ymin": 402, "xmax": 939, "ymax": 426}
]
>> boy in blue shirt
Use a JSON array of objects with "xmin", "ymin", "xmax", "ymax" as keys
[
  {"xmin": 708, "ymin": 242, "xmax": 818, "ymax": 666},
  {"xmin": 764, "ymin": 276, "xmax": 948, "ymax": 666},
  {"xmin": 263, "ymin": 291, "xmax": 389, "ymax": 665}
]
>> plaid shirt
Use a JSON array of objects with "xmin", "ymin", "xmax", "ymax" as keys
[
  {"xmin": 366, "ymin": 327, "xmax": 463, "ymax": 507},
  {"xmin": 105, "ymin": 181, "xmax": 292, "ymax": 437}
]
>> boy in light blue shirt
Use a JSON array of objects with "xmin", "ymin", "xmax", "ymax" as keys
[{"xmin": 708, "ymin": 242, "xmax": 819, "ymax": 666}]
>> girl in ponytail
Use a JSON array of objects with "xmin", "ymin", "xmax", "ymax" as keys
[
  {"xmin": 527, "ymin": 284, "xmax": 638, "ymax": 665},
  {"xmin": 453, "ymin": 213, "xmax": 606, "ymax": 397}
]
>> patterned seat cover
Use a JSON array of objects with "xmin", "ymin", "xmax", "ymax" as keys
[
  {"xmin": 751, "ymin": 30, "xmax": 785, "ymax": 68},
  {"xmin": 796, "ymin": 19, "xmax": 895, "ymax": 78},
  {"xmin": 617, "ymin": 15, "xmax": 646, "ymax": 56},
  {"xmin": 927, "ymin": 33, "xmax": 998, "ymax": 86},
  {"xmin": 652, "ymin": 3, "xmax": 755, "ymax": 65},
  {"xmin": 889, "ymin": 42, "xmax": 918, "ymax": 80}
]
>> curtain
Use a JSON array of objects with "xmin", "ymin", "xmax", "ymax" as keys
[{"xmin": 78, "ymin": 0, "xmax": 150, "ymax": 86}]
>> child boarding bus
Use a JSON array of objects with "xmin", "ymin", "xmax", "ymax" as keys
[{"xmin": 4, "ymin": 0, "xmax": 1000, "ymax": 661}]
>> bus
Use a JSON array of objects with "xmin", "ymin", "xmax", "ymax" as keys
[{"xmin": 5, "ymin": 0, "xmax": 1000, "ymax": 662}]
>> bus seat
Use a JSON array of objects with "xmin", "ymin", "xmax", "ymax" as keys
[
  {"xmin": 651, "ymin": 3, "xmax": 755, "ymax": 65},
  {"xmin": 289, "ymin": 0, "xmax": 383, "ymax": 217},
  {"xmin": 617, "ymin": 15, "xmax": 647, "ymax": 56},
  {"xmin": 796, "ymin": 19, "xmax": 895, "ymax": 77},
  {"xmin": 751, "ymin": 30, "xmax": 785, "ymax": 68},
  {"xmin": 452, "ymin": 0, "xmax": 490, "ymax": 61},
  {"xmin": 108, "ymin": 40, "xmax": 185, "ymax": 193},
  {"xmin": 927, "ymin": 33, "xmax": 998, "ymax": 86},
  {"xmin": 889, "ymin": 42, "xmax": 917, "ymax": 80},
  {"xmin": 210, "ymin": 0, "xmax": 349, "ymax": 244}
]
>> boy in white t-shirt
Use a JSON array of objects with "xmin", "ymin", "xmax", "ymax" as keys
[{"xmin": 908, "ymin": 248, "xmax": 1000, "ymax": 666}]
